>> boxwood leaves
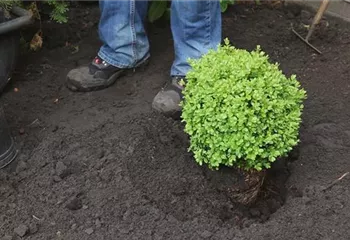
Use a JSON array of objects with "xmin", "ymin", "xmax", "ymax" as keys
[{"xmin": 181, "ymin": 39, "xmax": 307, "ymax": 171}]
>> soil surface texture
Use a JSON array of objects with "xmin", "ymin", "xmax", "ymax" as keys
[{"xmin": 1, "ymin": 2, "xmax": 350, "ymax": 240}]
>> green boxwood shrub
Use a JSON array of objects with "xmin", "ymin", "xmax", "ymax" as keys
[{"xmin": 181, "ymin": 39, "xmax": 306, "ymax": 171}]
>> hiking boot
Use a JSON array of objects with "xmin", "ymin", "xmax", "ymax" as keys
[
  {"xmin": 152, "ymin": 76, "xmax": 186, "ymax": 119},
  {"xmin": 66, "ymin": 56, "xmax": 148, "ymax": 92}
]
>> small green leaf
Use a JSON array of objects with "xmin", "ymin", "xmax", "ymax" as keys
[{"xmin": 148, "ymin": 1, "xmax": 167, "ymax": 23}]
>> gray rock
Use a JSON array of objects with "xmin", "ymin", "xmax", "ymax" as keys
[
  {"xmin": 53, "ymin": 175, "xmax": 62, "ymax": 182},
  {"xmin": 55, "ymin": 161, "xmax": 68, "ymax": 178},
  {"xmin": 71, "ymin": 223, "xmax": 77, "ymax": 230},
  {"xmin": 14, "ymin": 224, "xmax": 29, "ymax": 237},
  {"xmin": 84, "ymin": 228, "xmax": 94, "ymax": 235},
  {"xmin": 95, "ymin": 219, "xmax": 102, "ymax": 228},
  {"xmin": 198, "ymin": 230, "xmax": 212, "ymax": 239}
]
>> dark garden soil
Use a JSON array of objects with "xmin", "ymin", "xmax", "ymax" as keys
[{"xmin": 1, "ymin": 2, "xmax": 350, "ymax": 239}]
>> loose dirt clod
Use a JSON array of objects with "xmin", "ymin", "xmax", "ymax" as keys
[{"xmin": 65, "ymin": 197, "xmax": 82, "ymax": 211}]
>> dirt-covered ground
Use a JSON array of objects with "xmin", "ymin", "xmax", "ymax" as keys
[{"xmin": 1, "ymin": 2, "xmax": 350, "ymax": 239}]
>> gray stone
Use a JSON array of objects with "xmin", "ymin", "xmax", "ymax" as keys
[
  {"xmin": 55, "ymin": 161, "xmax": 67, "ymax": 178},
  {"xmin": 198, "ymin": 230, "xmax": 212, "ymax": 239},
  {"xmin": 95, "ymin": 219, "xmax": 102, "ymax": 228},
  {"xmin": 71, "ymin": 223, "xmax": 77, "ymax": 230},
  {"xmin": 53, "ymin": 175, "xmax": 62, "ymax": 182},
  {"xmin": 84, "ymin": 228, "xmax": 94, "ymax": 235},
  {"xmin": 14, "ymin": 224, "xmax": 29, "ymax": 237}
]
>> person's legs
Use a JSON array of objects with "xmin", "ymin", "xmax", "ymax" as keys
[
  {"xmin": 170, "ymin": 0, "xmax": 222, "ymax": 77},
  {"xmin": 66, "ymin": 0, "xmax": 149, "ymax": 92},
  {"xmin": 152, "ymin": 0, "xmax": 221, "ymax": 117}
]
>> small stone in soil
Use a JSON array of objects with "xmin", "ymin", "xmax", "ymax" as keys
[
  {"xmin": 65, "ymin": 197, "xmax": 82, "ymax": 210},
  {"xmin": 71, "ymin": 223, "xmax": 77, "ymax": 230},
  {"xmin": 14, "ymin": 224, "xmax": 29, "ymax": 237},
  {"xmin": 84, "ymin": 228, "xmax": 94, "ymax": 235},
  {"xmin": 82, "ymin": 205, "xmax": 88, "ymax": 209},
  {"xmin": 55, "ymin": 161, "xmax": 68, "ymax": 178},
  {"xmin": 53, "ymin": 176, "xmax": 62, "ymax": 182},
  {"xmin": 29, "ymin": 222, "xmax": 39, "ymax": 234},
  {"xmin": 95, "ymin": 219, "xmax": 102, "ymax": 228},
  {"xmin": 198, "ymin": 230, "xmax": 212, "ymax": 239}
]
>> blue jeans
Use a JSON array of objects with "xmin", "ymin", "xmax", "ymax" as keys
[{"xmin": 98, "ymin": 0, "xmax": 221, "ymax": 76}]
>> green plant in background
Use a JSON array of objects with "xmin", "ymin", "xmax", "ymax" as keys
[
  {"xmin": 147, "ymin": 0, "xmax": 235, "ymax": 23},
  {"xmin": 44, "ymin": 0, "xmax": 69, "ymax": 23},
  {"xmin": 220, "ymin": 0, "xmax": 235, "ymax": 13},
  {"xmin": 181, "ymin": 39, "xmax": 306, "ymax": 171},
  {"xmin": 0, "ymin": 0, "xmax": 68, "ymax": 23},
  {"xmin": 148, "ymin": 0, "xmax": 168, "ymax": 23},
  {"xmin": 0, "ymin": 1, "xmax": 16, "ymax": 11}
]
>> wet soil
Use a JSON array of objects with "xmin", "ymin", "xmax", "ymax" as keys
[{"xmin": 1, "ymin": 2, "xmax": 350, "ymax": 239}]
